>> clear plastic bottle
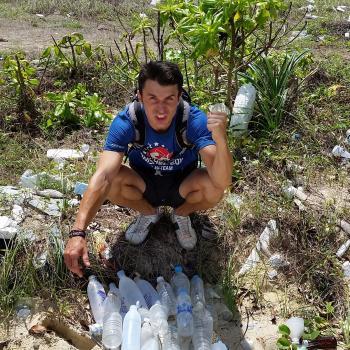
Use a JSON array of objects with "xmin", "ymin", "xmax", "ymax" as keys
[
  {"xmin": 211, "ymin": 340, "xmax": 228, "ymax": 350},
  {"xmin": 102, "ymin": 290, "xmax": 122, "ymax": 350},
  {"xmin": 140, "ymin": 319, "xmax": 160, "ymax": 350},
  {"xmin": 117, "ymin": 270, "xmax": 148, "ymax": 310},
  {"xmin": 156, "ymin": 276, "xmax": 176, "ymax": 316},
  {"xmin": 166, "ymin": 324, "xmax": 181, "ymax": 350},
  {"xmin": 190, "ymin": 275, "xmax": 205, "ymax": 311},
  {"xmin": 87, "ymin": 275, "xmax": 106, "ymax": 325},
  {"xmin": 192, "ymin": 308, "xmax": 213, "ymax": 350},
  {"xmin": 122, "ymin": 304, "xmax": 141, "ymax": 350},
  {"xmin": 171, "ymin": 265, "xmax": 190, "ymax": 296},
  {"xmin": 109, "ymin": 282, "xmax": 130, "ymax": 320},
  {"xmin": 149, "ymin": 301, "xmax": 168, "ymax": 341},
  {"xmin": 176, "ymin": 288, "xmax": 194, "ymax": 337},
  {"xmin": 134, "ymin": 275, "xmax": 160, "ymax": 309}
]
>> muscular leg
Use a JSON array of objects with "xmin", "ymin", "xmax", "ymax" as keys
[
  {"xmin": 106, "ymin": 165, "xmax": 156, "ymax": 215},
  {"xmin": 175, "ymin": 168, "xmax": 224, "ymax": 216}
]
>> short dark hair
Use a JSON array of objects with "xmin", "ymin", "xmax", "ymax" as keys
[{"xmin": 138, "ymin": 61, "xmax": 183, "ymax": 93}]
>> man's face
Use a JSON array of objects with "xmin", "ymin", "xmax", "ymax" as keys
[{"xmin": 138, "ymin": 79, "xmax": 180, "ymax": 132}]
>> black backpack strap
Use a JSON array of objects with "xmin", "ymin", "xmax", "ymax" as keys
[
  {"xmin": 175, "ymin": 98, "xmax": 192, "ymax": 149},
  {"xmin": 128, "ymin": 101, "xmax": 145, "ymax": 145}
]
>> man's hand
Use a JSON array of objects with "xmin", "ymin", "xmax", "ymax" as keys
[
  {"xmin": 64, "ymin": 237, "xmax": 90, "ymax": 278},
  {"xmin": 207, "ymin": 111, "xmax": 228, "ymax": 144}
]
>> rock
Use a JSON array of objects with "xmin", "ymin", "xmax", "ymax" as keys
[
  {"xmin": 268, "ymin": 270, "xmax": 278, "ymax": 279},
  {"xmin": 28, "ymin": 196, "xmax": 63, "ymax": 217},
  {"xmin": 294, "ymin": 199, "xmax": 306, "ymax": 211},
  {"xmin": 0, "ymin": 216, "xmax": 18, "ymax": 240},
  {"xmin": 47, "ymin": 149, "xmax": 84, "ymax": 160},
  {"xmin": 269, "ymin": 254, "xmax": 289, "ymax": 268},
  {"xmin": 0, "ymin": 186, "xmax": 27, "ymax": 204},
  {"xmin": 12, "ymin": 204, "xmax": 25, "ymax": 223},
  {"xmin": 33, "ymin": 251, "xmax": 48, "ymax": 269},
  {"xmin": 18, "ymin": 229, "xmax": 37, "ymax": 242},
  {"xmin": 36, "ymin": 189, "xmax": 65, "ymax": 198}
]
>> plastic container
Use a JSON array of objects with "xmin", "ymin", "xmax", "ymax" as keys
[
  {"xmin": 141, "ymin": 318, "xmax": 153, "ymax": 345},
  {"xmin": 109, "ymin": 282, "xmax": 129, "ymax": 319},
  {"xmin": 122, "ymin": 304, "xmax": 141, "ymax": 350},
  {"xmin": 229, "ymin": 83, "xmax": 256, "ymax": 135},
  {"xmin": 102, "ymin": 291, "xmax": 122, "ymax": 350},
  {"xmin": 332, "ymin": 145, "xmax": 350, "ymax": 159},
  {"xmin": 190, "ymin": 275, "xmax": 205, "ymax": 311},
  {"xmin": 87, "ymin": 275, "xmax": 106, "ymax": 325},
  {"xmin": 166, "ymin": 324, "xmax": 181, "ymax": 350},
  {"xmin": 149, "ymin": 301, "xmax": 168, "ymax": 337},
  {"xmin": 171, "ymin": 265, "xmax": 190, "ymax": 296},
  {"xmin": 156, "ymin": 276, "xmax": 176, "ymax": 316},
  {"xmin": 176, "ymin": 288, "xmax": 193, "ymax": 337},
  {"xmin": 134, "ymin": 275, "xmax": 160, "ymax": 308},
  {"xmin": 192, "ymin": 308, "xmax": 213, "ymax": 350},
  {"xmin": 117, "ymin": 270, "xmax": 148, "ymax": 310},
  {"xmin": 212, "ymin": 341, "xmax": 228, "ymax": 350}
]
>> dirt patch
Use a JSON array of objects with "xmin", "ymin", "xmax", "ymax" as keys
[{"xmin": 0, "ymin": 15, "xmax": 121, "ymax": 57}]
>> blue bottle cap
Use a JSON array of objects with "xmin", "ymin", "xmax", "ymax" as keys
[{"xmin": 174, "ymin": 265, "xmax": 183, "ymax": 273}]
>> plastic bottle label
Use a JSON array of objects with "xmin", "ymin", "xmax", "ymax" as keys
[
  {"xmin": 98, "ymin": 290, "xmax": 107, "ymax": 300},
  {"xmin": 177, "ymin": 303, "xmax": 192, "ymax": 314}
]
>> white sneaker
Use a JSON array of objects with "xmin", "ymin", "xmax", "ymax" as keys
[
  {"xmin": 171, "ymin": 213, "xmax": 197, "ymax": 250},
  {"xmin": 125, "ymin": 213, "xmax": 159, "ymax": 245}
]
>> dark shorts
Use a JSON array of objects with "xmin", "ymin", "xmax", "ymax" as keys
[{"xmin": 132, "ymin": 162, "xmax": 198, "ymax": 208}]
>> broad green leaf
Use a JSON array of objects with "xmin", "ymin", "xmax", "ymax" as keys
[{"xmin": 278, "ymin": 324, "xmax": 291, "ymax": 336}]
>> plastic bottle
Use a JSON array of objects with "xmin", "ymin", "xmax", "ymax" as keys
[
  {"xmin": 176, "ymin": 288, "xmax": 194, "ymax": 337},
  {"xmin": 87, "ymin": 275, "xmax": 106, "ymax": 325},
  {"xmin": 171, "ymin": 265, "xmax": 190, "ymax": 296},
  {"xmin": 102, "ymin": 290, "xmax": 122, "ymax": 350},
  {"xmin": 140, "ymin": 319, "xmax": 160, "ymax": 350},
  {"xmin": 134, "ymin": 275, "xmax": 160, "ymax": 308},
  {"xmin": 166, "ymin": 324, "xmax": 181, "ymax": 350},
  {"xmin": 192, "ymin": 308, "xmax": 213, "ymax": 350},
  {"xmin": 149, "ymin": 301, "xmax": 168, "ymax": 338},
  {"xmin": 122, "ymin": 304, "xmax": 141, "ymax": 350},
  {"xmin": 229, "ymin": 83, "xmax": 256, "ymax": 135},
  {"xmin": 212, "ymin": 340, "xmax": 228, "ymax": 349},
  {"xmin": 156, "ymin": 276, "xmax": 176, "ymax": 316},
  {"xmin": 109, "ymin": 282, "xmax": 130, "ymax": 320},
  {"xmin": 117, "ymin": 270, "xmax": 148, "ymax": 309},
  {"xmin": 190, "ymin": 275, "xmax": 205, "ymax": 311}
]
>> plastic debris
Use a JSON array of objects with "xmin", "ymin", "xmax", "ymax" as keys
[
  {"xmin": 68, "ymin": 198, "xmax": 80, "ymax": 207},
  {"xmin": 33, "ymin": 251, "xmax": 48, "ymax": 269},
  {"xmin": 47, "ymin": 149, "xmax": 84, "ymax": 160},
  {"xmin": 294, "ymin": 199, "xmax": 306, "ymax": 211},
  {"xmin": 74, "ymin": 182, "xmax": 88, "ymax": 196},
  {"xmin": 336, "ymin": 239, "xmax": 350, "ymax": 258},
  {"xmin": 336, "ymin": 5, "xmax": 347, "ymax": 12},
  {"xmin": 343, "ymin": 261, "xmax": 350, "ymax": 278},
  {"xmin": 239, "ymin": 220, "xmax": 278, "ymax": 275},
  {"xmin": 81, "ymin": 144, "xmax": 90, "ymax": 154},
  {"xmin": 283, "ymin": 184, "xmax": 308, "ymax": 201},
  {"xmin": 332, "ymin": 145, "xmax": 350, "ymax": 159},
  {"xmin": 230, "ymin": 83, "xmax": 256, "ymax": 135},
  {"xmin": 346, "ymin": 32, "xmax": 350, "ymax": 39},
  {"xmin": 209, "ymin": 103, "xmax": 230, "ymax": 115}
]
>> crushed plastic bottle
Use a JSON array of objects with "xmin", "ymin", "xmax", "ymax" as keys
[
  {"xmin": 122, "ymin": 304, "xmax": 141, "ymax": 350},
  {"xmin": 149, "ymin": 301, "xmax": 169, "ymax": 343},
  {"xmin": 117, "ymin": 270, "xmax": 148, "ymax": 310},
  {"xmin": 156, "ymin": 276, "xmax": 176, "ymax": 316},
  {"xmin": 176, "ymin": 288, "xmax": 194, "ymax": 337},
  {"xmin": 190, "ymin": 275, "xmax": 205, "ymax": 312},
  {"xmin": 134, "ymin": 275, "xmax": 160, "ymax": 308},
  {"xmin": 140, "ymin": 319, "xmax": 160, "ymax": 350},
  {"xmin": 171, "ymin": 265, "xmax": 190, "ymax": 296},
  {"xmin": 87, "ymin": 275, "xmax": 106, "ymax": 325},
  {"xmin": 102, "ymin": 288, "xmax": 122, "ymax": 350}
]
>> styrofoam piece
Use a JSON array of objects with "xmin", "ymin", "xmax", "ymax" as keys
[
  {"xmin": 47, "ymin": 149, "xmax": 84, "ymax": 160},
  {"xmin": 336, "ymin": 239, "xmax": 350, "ymax": 258}
]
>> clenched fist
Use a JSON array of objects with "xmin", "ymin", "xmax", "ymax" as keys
[{"xmin": 207, "ymin": 111, "xmax": 228, "ymax": 144}]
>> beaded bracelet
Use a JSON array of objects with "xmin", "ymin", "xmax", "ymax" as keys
[{"xmin": 69, "ymin": 229, "xmax": 86, "ymax": 239}]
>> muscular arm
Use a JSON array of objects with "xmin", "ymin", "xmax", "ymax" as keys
[
  {"xmin": 199, "ymin": 141, "xmax": 233, "ymax": 191},
  {"xmin": 64, "ymin": 151, "xmax": 124, "ymax": 277}
]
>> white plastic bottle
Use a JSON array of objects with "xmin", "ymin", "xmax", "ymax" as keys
[
  {"xmin": 140, "ymin": 319, "xmax": 160, "ymax": 350},
  {"xmin": 134, "ymin": 275, "xmax": 160, "ymax": 308},
  {"xmin": 117, "ymin": 270, "xmax": 148, "ymax": 309},
  {"xmin": 190, "ymin": 275, "xmax": 205, "ymax": 311},
  {"xmin": 176, "ymin": 288, "xmax": 193, "ymax": 337},
  {"xmin": 102, "ymin": 290, "xmax": 122, "ymax": 350},
  {"xmin": 109, "ymin": 282, "xmax": 130, "ymax": 320},
  {"xmin": 156, "ymin": 276, "xmax": 176, "ymax": 316},
  {"xmin": 122, "ymin": 304, "xmax": 141, "ymax": 350},
  {"xmin": 212, "ymin": 340, "xmax": 228, "ymax": 350},
  {"xmin": 171, "ymin": 265, "xmax": 190, "ymax": 296},
  {"xmin": 87, "ymin": 275, "xmax": 106, "ymax": 325},
  {"xmin": 192, "ymin": 308, "xmax": 213, "ymax": 350}
]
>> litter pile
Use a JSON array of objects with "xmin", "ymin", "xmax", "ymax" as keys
[{"xmin": 87, "ymin": 266, "xmax": 232, "ymax": 350}]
